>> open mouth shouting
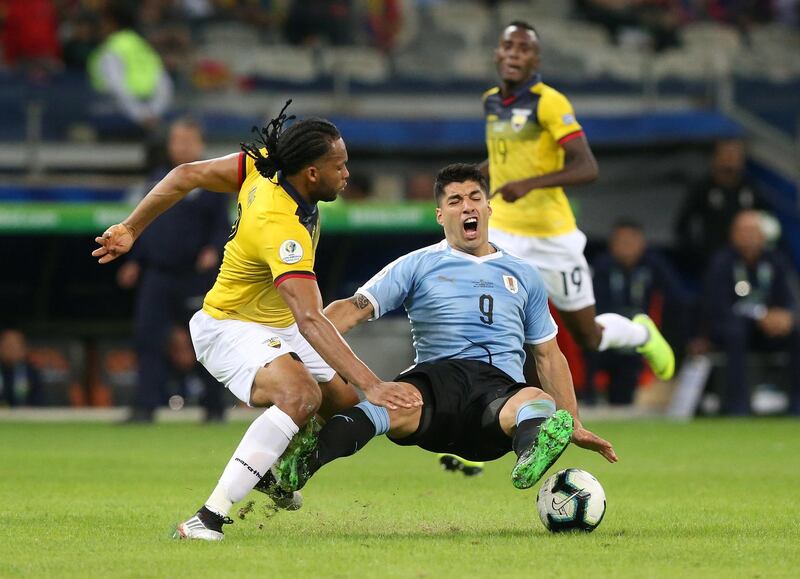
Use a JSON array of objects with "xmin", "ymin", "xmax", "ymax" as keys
[{"xmin": 463, "ymin": 216, "xmax": 479, "ymax": 241}]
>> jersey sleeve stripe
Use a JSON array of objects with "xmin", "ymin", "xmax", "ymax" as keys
[
  {"xmin": 238, "ymin": 152, "xmax": 246, "ymax": 186},
  {"xmin": 524, "ymin": 327, "xmax": 558, "ymax": 345},
  {"xmin": 557, "ymin": 130, "xmax": 584, "ymax": 145},
  {"xmin": 356, "ymin": 288, "xmax": 381, "ymax": 321},
  {"xmin": 274, "ymin": 271, "xmax": 316, "ymax": 287}
]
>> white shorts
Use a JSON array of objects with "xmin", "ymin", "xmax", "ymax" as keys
[
  {"xmin": 189, "ymin": 310, "xmax": 336, "ymax": 405},
  {"xmin": 489, "ymin": 228, "xmax": 596, "ymax": 312}
]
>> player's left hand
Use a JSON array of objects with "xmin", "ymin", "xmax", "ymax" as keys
[
  {"xmin": 491, "ymin": 180, "xmax": 530, "ymax": 203},
  {"xmin": 196, "ymin": 246, "xmax": 220, "ymax": 272},
  {"xmin": 572, "ymin": 425, "xmax": 618, "ymax": 463}
]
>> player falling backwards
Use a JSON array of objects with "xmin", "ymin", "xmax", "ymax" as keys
[
  {"xmin": 269, "ymin": 163, "xmax": 618, "ymax": 497},
  {"xmin": 93, "ymin": 102, "xmax": 421, "ymax": 541}
]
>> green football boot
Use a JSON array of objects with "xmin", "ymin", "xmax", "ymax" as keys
[
  {"xmin": 633, "ymin": 313, "xmax": 675, "ymax": 380},
  {"xmin": 511, "ymin": 409, "xmax": 573, "ymax": 490},
  {"xmin": 274, "ymin": 417, "xmax": 320, "ymax": 492},
  {"xmin": 437, "ymin": 454, "xmax": 485, "ymax": 477}
]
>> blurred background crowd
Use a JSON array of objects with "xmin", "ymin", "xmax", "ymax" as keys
[{"xmin": 1, "ymin": 0, "xmax": 798, "ymax": 420}]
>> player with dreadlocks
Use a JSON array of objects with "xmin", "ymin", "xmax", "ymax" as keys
[{"xmin": 93, "ymin": 101, "xmax": 422, "ymax": 541}]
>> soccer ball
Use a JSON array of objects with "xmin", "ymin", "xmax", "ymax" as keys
[{"xmin": 536, "ymin": 468, "xmax": 606, "ymax": 533}]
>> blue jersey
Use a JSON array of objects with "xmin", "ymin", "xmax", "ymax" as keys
[{"xmin": 357, "ymin": 240, "xmax": 557, "ymax": 382}]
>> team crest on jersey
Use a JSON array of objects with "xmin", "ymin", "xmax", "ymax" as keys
[
  {"xmin": 511, "ymin": 108, "xmax": 532, "ymax": 132},
  {"xmin": 265, "ymin": 337, "xmax": 281, "ymax": 349},
  {"xmin": 279, "ymin": 239, "xmax": 303, "ymax": 264},
  {"xmin": 247, "ymin": 185, "xmax": 257, "ymax": 207},
  {"xmin": 503, "ymin": 275, "xmax": 519, "ymax": 294}
]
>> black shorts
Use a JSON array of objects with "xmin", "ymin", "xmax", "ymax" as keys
[{"xmin": 388, "ymin": 359, "xmax": 525, "ymax": 462}]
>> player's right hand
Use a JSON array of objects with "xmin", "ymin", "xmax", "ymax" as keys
[
  {"xmin": 364, "ymin": 381, "xmax": 423, "ymax": 411},
  {"xmin": 92, "ymin": 223, "xmax": 135, "ymax": 264},
  {"xmin": 572, "ymin": 425, "xmax": 618, "ymax": 463}
]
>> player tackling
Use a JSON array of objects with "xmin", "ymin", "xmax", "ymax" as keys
[
  {"xmin": 271, "ymin": 164, "xmax": 618, "ymax": 496},
  {"xmin": 92, "ymin": 102, "xmax": 421, "ymax": 541}
]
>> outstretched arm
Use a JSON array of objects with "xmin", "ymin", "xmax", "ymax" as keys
[
  {"xmin": 528, "ymin": 340, "xmax": 618, "ymax": 463},
  {"xmin": 323, "ymin": 293, "xmax": 375, "ymax": 335},
  {"xmin": 279, "ymin": 278, "xmax": 421, "ymax": 411},
  {"xmin": 492, "ymin": 136, "xmax": 599, "ymax": 202},
  {"xmin": 92, "ymin": 153, "xmax": 242, "ymax": 264}
]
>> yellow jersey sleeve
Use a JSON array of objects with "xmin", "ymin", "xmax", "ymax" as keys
[
  {"xmin": 237, "ymin": 147, "xmax": 267, "ymax": 188},
  {"xmin": 537, "ymin": 88, "xmax": 584, "ymax": 145},
  {"xmin": 260, "ymin": 215, "xmax": 316, "ymax": 287}
]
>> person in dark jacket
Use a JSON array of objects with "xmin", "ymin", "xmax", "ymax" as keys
[
  {"xmin": 0, "ymin": 329, "xmax": 44, "ymax": 407},
  {"xmin": 586, "ymin": 220, "xmax": 688, "ymax": 405},
  {"xmin": 699, "ymin": 210, "xmax": 799, "ymax": 416},
  {"xmin": 676, "ymin": 139, "xmax": 768, "ymax": 274},
  {"xmin": 117, "ymin": 118, "xmax": 230, "ymax": 422}
]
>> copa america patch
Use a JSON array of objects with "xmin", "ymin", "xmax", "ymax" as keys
[
  {"xmin": 279, "ymin": 239, "xmax": 303, "ymax": 264},
  {"xmin": 562, "ymin": 113, "xmax": 575, "ymax": 125}
]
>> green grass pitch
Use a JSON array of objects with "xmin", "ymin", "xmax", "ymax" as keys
[{"xmin": 1, "ymin": 419, "xmax": 798, "ymax": 578}]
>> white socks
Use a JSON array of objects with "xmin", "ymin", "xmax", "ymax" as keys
[
  {"xmin": 205, "ymin": 406, "xmax": 299, "ymax": 517},
  {"xmin": 596, "ymin": 313, "xmax": 648, "ymax": 351}
]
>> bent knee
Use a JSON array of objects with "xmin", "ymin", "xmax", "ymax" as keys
[
  {"xmin": 273, "ymin": 378, "xmax": 322, "ymax": 421},
  {"xmin": 387, "ymin": 405, "xmax": 422, "ymax": 437}
]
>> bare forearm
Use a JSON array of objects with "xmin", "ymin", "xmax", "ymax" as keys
[
  {"xmin": 535, "ymin": 350, "xmax": 580, "ymax": 421},
  {"xmin": 517, "ymin": 161, "xmax": 597, "ymax": 192},
  {"xmin": 323, "ymin": 297, "xmax": 370, "ymax": 335},
  {"xmin": 298, "ymin": 314, "xmax": 379, "ymax": 390},
  {"xmin": 123, "ymin": 165, "xmax": 196, "ymax": 238}
]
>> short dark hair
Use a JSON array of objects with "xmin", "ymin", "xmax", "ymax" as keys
[
  {"xmin": 434, "ymin": 163, "xmax": 488, "ymax": 205},
  {"xmin": 506, "ymin": 20, "xmax": 539, "ymax": 40},
  {"xmin": 171, "ymin": 116, "xmax": 204, "ymax": 135},
  {"xmin": 612, "ymin": 218, "xmax": 644, "ymax": 233},
  {"xmin": 241, "ymin": 100, "xmax": 341, "ymax": 181}
]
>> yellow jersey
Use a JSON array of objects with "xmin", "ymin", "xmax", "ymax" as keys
[
  {"xmin": 484, "ymin": 74, "xmax": 584, "ymax": 237},
  {"xmin": 202, "ymin": 152, "xmax": 320, "ymax": 327}
]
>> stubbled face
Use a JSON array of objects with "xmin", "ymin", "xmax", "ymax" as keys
[
  {"xmin": 610, "ymin": 227, "xmax": 647, "ymax": 269},
  {"xmin": 309, "ymin": 137, "xmax": 349, "ymax": 202},
  {"xmin": 436, "ymin": 180, "xmax": 492, "ymax": 255},
  {"xmin": 495, "ymin": 26, "xmax": 540, "ymax": 85},
  {"xmin": 168, "ymin": 123, "xmax": 204, "ymax": 167},
  {"xmin": 731, "ymin": 210, "xmax": 765, "ymax": 261}
]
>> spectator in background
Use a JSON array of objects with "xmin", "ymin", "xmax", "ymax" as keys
[
  {"xmin": 0, "ymin": 0, "xmax": 61, "ymax": 75},
  {"xmin": 339, "ymin": 171, "xmax": 372, "ymax": 200},
  {"xmin": 676, "ymin": 139, "xmax": 767, "ymax": 274},
  {"xmin": 0, "ymin": 329, "xmax": 43, "ymax": 407},
  {"xmin": 364, "ymin": 0, "xmax": 402, "ymax": 52},
  {"xmin": 87, "ymin": 0, "xmax": 173, "ymax": 133},
  {"xmin": 585, "ymin": 220, "xmax": 688, "ymax": 405},
  {"xmin": 116, "ymin": 118, "xmax": 230, "ymax": 423},
  {"xmin": 285, "ymin": 0, "xmax": 352, "ymax": 46},
  {"xmin": 574, "ymin": 0, "xmax": 682, "ymax": 51},
  {"xmin": 166, "ymin": 327, "xmax": 229, "ymax": 420},
  {"xmin": 61, "ymin": 10, "xmax": 99, "ymax": 71},
  {"xmin": 696, "ymin": 210, "xmax": 800, "ymax": 416},
  {"xmin": 406, "ymin": 172, "xmax": 436, "ymax": 201}
]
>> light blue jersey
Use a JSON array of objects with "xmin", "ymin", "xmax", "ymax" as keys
[{"xmin": 357, "ymin": 240, "xmax": 557, "ymax": 382}]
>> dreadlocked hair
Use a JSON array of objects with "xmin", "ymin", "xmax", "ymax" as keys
[{"xmin": 240, "ymin": 99, "xmax": 341, "ymax": 182}]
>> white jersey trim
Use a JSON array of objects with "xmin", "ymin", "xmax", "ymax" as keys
[
  {"xmin": 447, "ymin": 244, "xmax": 504, "ymax": 264},
  {"xmin": 357, "ymin": 288, "xmax": 381, "ymax": 321},
  {"xmin": 524, "ymin": 327, "xmax": 559, "ymax": 345}
]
